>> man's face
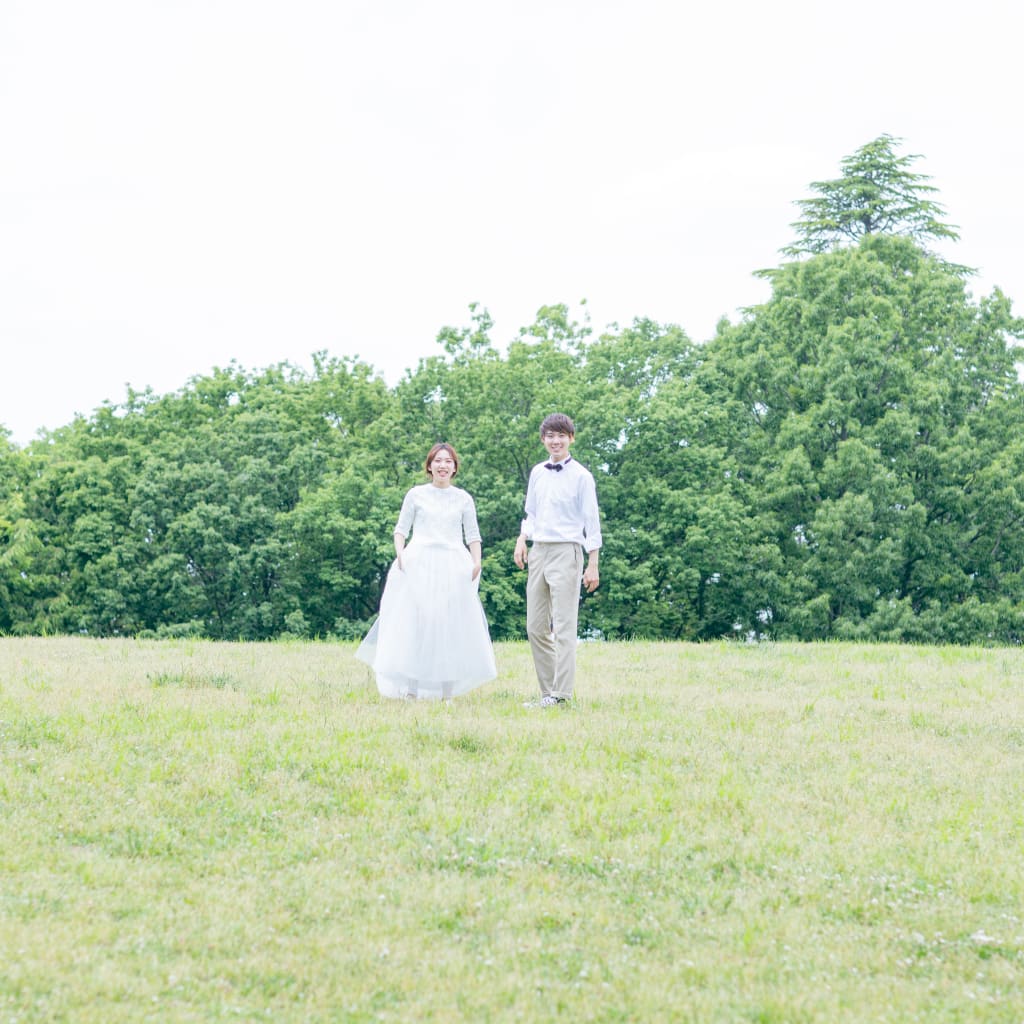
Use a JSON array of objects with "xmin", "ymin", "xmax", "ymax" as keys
[{"xmin": 542, "ymin": 431, "xmax": 573, "ymax": 462}]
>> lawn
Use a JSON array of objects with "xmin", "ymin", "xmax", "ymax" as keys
[{"xmin": 1, "ymin": 636, "xmax": 1022, "ymax": 1022}]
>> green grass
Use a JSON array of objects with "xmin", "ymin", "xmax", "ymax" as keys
[{"xmin": 1, "ymin": 637, "xmax": 1022, "ymax": 1022}]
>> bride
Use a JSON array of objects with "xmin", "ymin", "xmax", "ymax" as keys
[{"xmin": 356, "ymin": 442, "xmax": 497, "ymax": 700}]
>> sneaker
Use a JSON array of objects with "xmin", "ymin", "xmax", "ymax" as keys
[{"xmin": 522, "ymin": 694, "xmax": 569, "ymax": 708}]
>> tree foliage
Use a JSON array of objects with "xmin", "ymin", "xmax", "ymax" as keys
[
  {"xmin": 3, "ymin": 143, "xmax": 1024, "ymax": 644},
  {"xmin": 783, "ymin": 135, "xmax": 960, "ymax": 258},
  {"xmin": 711, "ymin": 234, "xmax": 1024, "ymax": 640}
]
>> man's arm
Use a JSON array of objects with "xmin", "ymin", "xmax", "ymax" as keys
[
  {"xmin": 580, "ymin": 469, "xmax": 601, "ymax": 591},
  {"xmin": 582, "ymin": 547, "xmax": 599, "ymax": 592},
  {"xmin": 513, "ymin": 528, "xmax": 529, "ymax": 569}
]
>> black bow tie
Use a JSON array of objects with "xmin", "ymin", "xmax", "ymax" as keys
[{"xmin": 544, "ymin": 459, "xmax": 569, "ymax": 472}]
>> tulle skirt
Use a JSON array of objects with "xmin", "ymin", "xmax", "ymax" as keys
[{"xmin": 355, "ymin": 541, "xmax": 497, "ymax": 700}]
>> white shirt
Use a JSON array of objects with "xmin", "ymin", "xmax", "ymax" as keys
[{"xmin": 522, "ymin": 457, "xmax": 602, "ymax": 552}]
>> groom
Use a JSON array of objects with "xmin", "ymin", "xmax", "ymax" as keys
[{"xmin": 513, "ymin": 413, "xmax": 602, "ymax": 707}]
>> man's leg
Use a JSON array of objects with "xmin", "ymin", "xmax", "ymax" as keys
[
  {"xmin": 526, "ymin": 544, "xmax": 555, "ymax": 695},
  {"xmin": 546, "ymin": 543, "xmax": 583, "ymax": 699}
]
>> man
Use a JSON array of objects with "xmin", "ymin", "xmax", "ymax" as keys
[{"xmin": 513, "ymin": 413, "xmax": 602, "ymax": 706}]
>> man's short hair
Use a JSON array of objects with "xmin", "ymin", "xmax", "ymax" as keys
[{"xmin": 540, "ymin": 413, "xmax": 575, "ymax": 438}]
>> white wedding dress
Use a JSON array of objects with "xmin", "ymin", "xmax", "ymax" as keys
[{"xmin": 355, "ymin": 483, "xmax": 497, "ymax": 699}]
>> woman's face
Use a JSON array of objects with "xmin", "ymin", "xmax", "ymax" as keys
[{"xmin": 428, "ymin": 448, "xmax": 456, "ymax": 486}]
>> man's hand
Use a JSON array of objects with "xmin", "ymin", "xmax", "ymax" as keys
[
  {"xmin": 582, "ymin": 563, "xmax": 599, "ymax": 593},
  {"xmin": 513, "ymin": 536, "xmax": 528, "ymax": 570}
]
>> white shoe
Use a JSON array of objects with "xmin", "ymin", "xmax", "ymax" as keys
[{"xmin": 524, "ymin": 694, "xmax": 567, "ymax": 708}]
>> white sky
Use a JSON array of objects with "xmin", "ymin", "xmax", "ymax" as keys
[{"xmin": 2, "ymin": 0, "xmax": 1021, "ymax": 445}]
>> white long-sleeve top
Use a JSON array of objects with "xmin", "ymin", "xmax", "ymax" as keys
[{"xmin": 395, "ymin": 484, "xmax": 482, "ymax": 548}]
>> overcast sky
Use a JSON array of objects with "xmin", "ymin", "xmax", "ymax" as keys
[{"xmin": 2, "ymin": 0, "xmax": 1021, "ymax": 445}]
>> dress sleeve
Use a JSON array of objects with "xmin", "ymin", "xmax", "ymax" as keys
[
  {"xmin": 395, "ymin": 488, "xmax": 416, "ymax": 538},
  {"xmin": 461, "ymin": 492, "xmax": 482, "ymax": 545}
]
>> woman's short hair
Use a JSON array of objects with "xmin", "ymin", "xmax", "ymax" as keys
[
  {"xmin": 424, "ymin": 442, "xmax": 460, "ymax": 477},
  {"xmin": 540, "ymin": 413, "xmax": 575, "ymax": 438}
]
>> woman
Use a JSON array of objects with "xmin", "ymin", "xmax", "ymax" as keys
[{"xmin": 356, "ymin": 442, "xmax": 497, "ymax": 700}]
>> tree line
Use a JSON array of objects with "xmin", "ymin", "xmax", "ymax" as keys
[{"xmin": 2, "ymin": 137, "xmax": 1023, "ymax": 644}]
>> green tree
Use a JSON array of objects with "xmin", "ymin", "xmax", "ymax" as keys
[
  {"xmin": 0, "ymin": 431, "xmax": 38, "ymax": 632},
  {"xmin": 712, "ymin": 233, "xmax": 1024, "ymax": 640},
  {"xmin": 280, "ymin": 466, "xmax": 401, "ymax": 638},
  {"xmin": 6, "ymin": 156, "xmax": 1023, "ymax": 649},
  {"xmin": 2, "ymin": 357, "xmax": 394, "ymax": 639},
  {"xmin": 1, "ymin": 409, "xmax": 159, "ymax": 636},
  {"xmin": 589, "ymin": 352, "xmax": 782, "ymax": 640},
  {"xmin": 124, "ymin": 360, "xmax": 390, "ymax": 639},
  {"xmin": 782, "ymin": 134, "xmax": 960, "ymax": 258}
]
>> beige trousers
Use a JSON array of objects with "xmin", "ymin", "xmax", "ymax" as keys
[{"xmin": 525, "ymin": 542, "xmax": 583, "ymax": 698}]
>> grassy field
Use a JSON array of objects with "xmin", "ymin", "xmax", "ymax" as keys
[{"xmin": 1, "ymin": 636, "xmax": 1022, "ymax": 1022}]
